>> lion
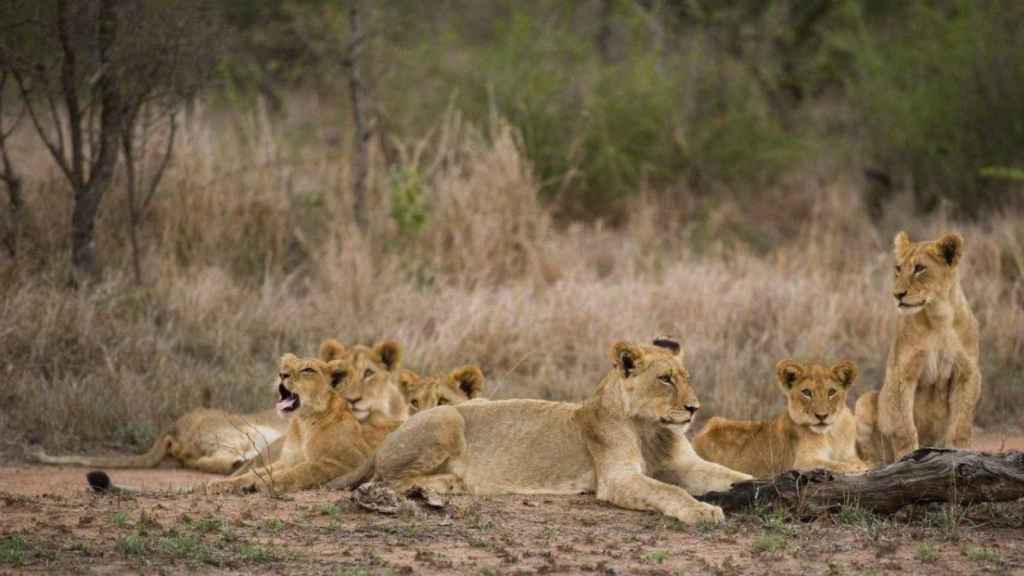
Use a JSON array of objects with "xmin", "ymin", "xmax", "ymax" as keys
[
  {"xmin": 334, "ymin": 339, "xmax": 751, "ymax": 524},
  {"xmin": 692, "ymin": 359, "xmax": 867, "ymax": 478},
  {"xmin": 319, "ymin": 338, "xmax": 409, "ymax": 423},
  {"xmin": 855, "ymin": 231, "xmax": 981, "ymax": 465},
  {"xmin": 91, "ymin": 353, "xmax": 393, "ymax": 495},
  {"xmin": 232, "ymin": 338, "xmax": 412, "ymax": 475},
  {"xmin": 399, "ymin": 365, "xmax": 486, "ymax": 414},
  {"xmin": 34, "ymin": 407, "xmax": 291, "ymax": 474}
]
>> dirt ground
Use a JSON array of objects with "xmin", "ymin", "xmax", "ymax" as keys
[{"xmin": 1, "ymin": 433, "xmax": 1023, "ymax": 575}]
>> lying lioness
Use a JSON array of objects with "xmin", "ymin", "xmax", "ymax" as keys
[
  {"xmin": 692, "ymin": 359, "xmax": 867, "ymax": 478},
  {"xmin": 338, "ymin": 339, "xmax": 751, "ymax": 524},
  {"xmin": 34, "ymin": 407, "xmax": 288, "ymax": 475}
]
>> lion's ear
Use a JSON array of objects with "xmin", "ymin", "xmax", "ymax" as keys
[
  {"xmin": 319, "ymin": 339, "xmax": 347, "ymax": 362},
  {"xmin": 611, "ymin": 341, "xmax": 645, "ymax": 378},
  {"xmin": 935, "ymin": 233, "xmax": 964, "ymax": 267},
  {"xmin": 279, "ymin": 353, "xmax": 299, "ymax": 368},
  {"xmin": 652, "ymin": 337, "xmax": 682, "ymax": 358},
  {"xmin": 775, "ymin": 359, "xmax": 804, "ymax": 391},
  {"xmin": 893, "ymin": 231, "xmax": 911, "ymax": 257},
  {"xmin": 450, "ymin": 365, "xmax": 485, "ymax": 398},
  {"xmin": 832, "ymin": 360, "xmax": 858, "ymax": 390},
  {"xmin": 398, "ymin": 369, "xmax": 421, "ymax": 397},
  {"xmin": 374, "ymin": 340, "xmax": 402, "ymax": 372},
  {"xmin": 326, "ymin": 360, "xmax": 349, "ymax": 389}
]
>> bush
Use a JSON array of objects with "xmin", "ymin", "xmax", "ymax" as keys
[{"xmin": 856, "ymin": 0, "xmax": 1024, "ymax": 216}]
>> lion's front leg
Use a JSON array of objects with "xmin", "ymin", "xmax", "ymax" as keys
[
  {"xmin": 878, "ymin": 358, "xmax": 923, "ymax": 462},
  {"xmin": 206, "ymin": 460, "xmax": 335, "ymax": 494},
  {"xmin": 596, "ymin": 465, "xmax": 724, "ymax": 524},
  {"xmin": 792, "ymin": 454, "xmax": 869, "ymax": 474},
  {"xmin": 657, "ymin": 437, "xmax": 752, "ymax": 495},
  {"xmin": 944, "ymin": 357, "xmax": 981, "ymax": 449}
]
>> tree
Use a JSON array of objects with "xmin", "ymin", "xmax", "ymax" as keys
[{"xmin": 0, "ymin": 0, "xmax": 221, "ymax": 282}]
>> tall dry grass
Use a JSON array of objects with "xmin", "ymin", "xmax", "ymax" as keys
[{"xmin": 1, "ymin": 105, "xmax": 1022, "ymax": 451}]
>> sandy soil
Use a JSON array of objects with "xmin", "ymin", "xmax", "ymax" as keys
[{"xmin": 0, "ymin": 434, "xmax": 1022, "ymax": 574}]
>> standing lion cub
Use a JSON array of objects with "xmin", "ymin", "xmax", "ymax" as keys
[
  {"xmin": 855, "ymin": 231, "xmax": 981, "ymax": 465},
  {"xmin": 692, "ymin": 360, "xmax": 867, "ymax": 478},
  {"xmin": 340, "ymin": 339, "xmax": 751, "ymax": 524}
]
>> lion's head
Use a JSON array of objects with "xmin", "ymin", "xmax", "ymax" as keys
[
  {"xmin": 318, "ymin": 339, "xmax": 409, "ymax": 423},
  {"xmin": 776, "ymin": 359, "xmax": 857, "ymax": 434},
  {"xmin": 607, "ymin": 338, "xmax": 700, "ymax": 430},
  {"xmin": 276, "ymin": 353, "xmax": 349, "ymax": 418},
  {"xmin": 400, "ymin": 365, "xmax": 485, "ymax": 414},
  {"xmin": 892, "ymin": 231, "xmax": 964, "ymax": 316}
]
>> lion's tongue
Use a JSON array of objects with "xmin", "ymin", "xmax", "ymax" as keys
[{"xmin": 276, "ymin": 396, "xmax": 297, "ymax": 413}]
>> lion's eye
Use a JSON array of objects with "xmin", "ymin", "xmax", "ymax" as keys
[
  {"xmin": 828, "ymin": 388, "xmax": 837, "ymax": 398},
  {"xmin": 300, "ymin": 367, "xmax": 316, "ymax": 375},
  {"xmin": 411, "ymin": 399, "xmax": 419, "ymax": 408},
  {"xmin": 363, "ymin": 369, "xmax": 374, "ymax": 379},
  {"xmin": 895, "ymin": 264, "xmax": 901, "ymax": 273},
  {"xmin": 800, "ymin": 389, "xmax": 813, "ymax": 399},
  {"xmin": 279, "ymin": 372, "xmax": 289, "ymax": 380},
  {"xmin": 913, "ymin": 264, "xmax": 926, "ymax": 275},
  {"xmin": 438, "ymin": 398, "xmax": 449, "ymax": 406},
  {"xmin": 658, "ymin": 374, "xmax": 674, "ymax": 387}
]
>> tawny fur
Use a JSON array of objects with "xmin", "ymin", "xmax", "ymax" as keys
[
  {"xmin": 233, "ymin": 338, "xmax": 412, "ymax": 475},
  {"xmin": 364, "ymin": 340, "xmax": 752, "ymax": 524},
  {"xmin": 693, "ymin": 360, "xmax": 867, "ymax": 478},
  {"xmin": 855, "ymin": 231, "xmax": 981, "ymax": 465},
  {"xmin": 399, "ymin": 365, "xmax": 486, "ymax": 414},
  {"xmin": 204, "ymin": 353, "xmax": 385, "ymax": 494},
  {"xmin": 34, "ymin": 407, "xmax": 288, "ymax": 475}
]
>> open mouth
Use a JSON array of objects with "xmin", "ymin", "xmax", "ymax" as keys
[
  {"xmin": 276, "ymin": 383, "xmax": 300, "ymax": 414},
  {"xmin": 659, "ymin": 417, "xmax": 691, "ymax": 427}
]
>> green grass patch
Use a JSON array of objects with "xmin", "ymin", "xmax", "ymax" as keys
[
  {"xmin": 0, "ymin": 535, "xmax": 27, "ymax": 565},
  {"xmin": 642, "ymin": 550, "xmax": 668, "ymax": 564},
  {"xmin": 963, "ymin": 545, "xmax": 1001, "ymax": 564},
  {"xmin": 916, "ymin": 543, "xmax": 938, "ymax": 563},
  {"xmin": 752, "ymin": 533, "xmax": 786, "ymax": 555},
  {"xmin": 117, "ymin": 533, "xmax": 146, "ymax": 557}
]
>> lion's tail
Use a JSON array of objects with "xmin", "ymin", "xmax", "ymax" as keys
[
  {"xmin": 327, "ymin": 457, "xmax": 375, "ymax": 490},
  {"xmin": 86, "ymin": 470, "xmax": 196, "ymax": 496},
  {"xmin": 34, "ymin": 434, "xmax": 172, "ymax": 469}
]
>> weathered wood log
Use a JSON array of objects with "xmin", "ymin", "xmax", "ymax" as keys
[{"xmin": 697, "ymin": 448, "xmax": 1024, "ymax": 515}]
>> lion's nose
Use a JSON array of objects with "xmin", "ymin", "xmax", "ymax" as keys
[
  {"xmin": 684, "ymin": 404, "xmax": 700, "ymax": 415},
  {"xmin": 815, "ymin": 413, "xmax": 828, "ymax": 422},
  {"xmin": 894, "ymin": 290, "xmax": 907, "ymax": 301}
]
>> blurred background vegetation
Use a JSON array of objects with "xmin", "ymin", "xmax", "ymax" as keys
[
  {"xmin": 1, "ymin": 0, "xmax": 1022, "ymax": 448},
  {"xmin": 214, "ymin": 0, "xmax": 1024, "ymax": 220}
]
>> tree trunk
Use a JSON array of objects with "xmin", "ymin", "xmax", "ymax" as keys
[
  {"xmin": 347, "ymin": 0, "xmax": 370, "ymax": 232},
  {"xmin": 70, "ymin": 0, "xmax": 123, "ymax": 280},
  {"xmin": 698, "ymin": 448, "xmax": 1024, "ymax": 515}
]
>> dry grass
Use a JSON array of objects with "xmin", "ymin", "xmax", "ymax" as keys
[{"xmin": 1, "ymin": 105, "xmax": 1022, "ymax": 450}]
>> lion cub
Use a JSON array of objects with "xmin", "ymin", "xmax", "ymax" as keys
[
  {"xmin": 399, "ymin": 365, "xmax": 486, "ymax": 414},
  {"xmin": 201, "ymin": 353, "xmax": 375, "ymax": 493},
  {"xmin": 693, "ymin": 360, "xmax": 867, "ymax": 478},
  {"xmin": 855, "ymin": 232, "xmax": 981, "ymax": 465}
]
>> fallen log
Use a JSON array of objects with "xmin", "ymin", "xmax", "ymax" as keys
[{"xmin": 697, "ymin": 448, "xmax": 1024, "ymax": 515}]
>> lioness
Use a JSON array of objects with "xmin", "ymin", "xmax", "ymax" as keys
[
  {"xmin": 34, "ymin": 407, "xmax": 289, "ymax": 475},
  {"xmin": 340, "ymin": 339, "xmax": 751, "ymax": 524},
  {"xmin": 399, "ymin": 365, "xmax": 486, "ymax": 414},
  {"xmin": 855, "ymin": 232, "xmax": 981, "ymax": 465},
  {"xmin": 692, "ymin": 360, "xmax": 867, "ymax": 478},
  {"xmin": 92, "ymin": 353, "xmax": 386, "ymax": 495}
]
